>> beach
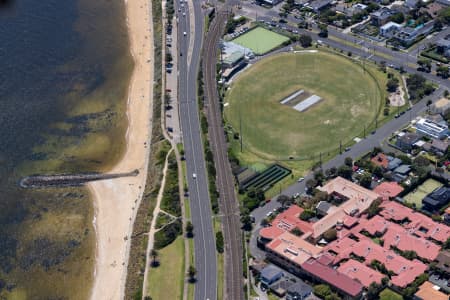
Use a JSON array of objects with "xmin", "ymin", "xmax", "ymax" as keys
[{"xmin": 89, "ymin": 0, "xmax": 154, "ymax": 299}]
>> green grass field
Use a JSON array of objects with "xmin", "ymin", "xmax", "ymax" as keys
[
  {"xmin": 147, "ymin": 237, "xmax": 185, "ymax": 300},
  {"xmin": 224, "ymin": 51, "xmax": 382, "ymax": 163},
  {"xmin": 380, "ymin": 288, "xmax": 403, "ymax": 300},
  {"xmin": 232, "ymin": 27, "xmax": 289, "ymax": 55},
  {"xmin": 404, "ymin": 179, "xmax": 443, "ymax": 209}
]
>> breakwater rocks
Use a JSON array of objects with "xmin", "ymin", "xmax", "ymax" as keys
[{"xmin": 20, "ymin": 169, "xmax": 139, "ymax": 188}]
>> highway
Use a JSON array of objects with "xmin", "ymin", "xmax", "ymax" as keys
[
  {"xmin": 176, "ymin": 0, "xmax": 217, "ymax": 299},
  {"xmin": 203, "ymin": 8, "xmax": 245, "ymax": 300}
]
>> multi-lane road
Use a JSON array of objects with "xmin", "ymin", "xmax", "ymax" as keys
[{"xmin": 177, "ymin": 1, "xmax": 217, "ymax": 299}]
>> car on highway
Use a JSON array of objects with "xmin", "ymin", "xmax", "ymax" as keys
[
  {"xmin": 192, "ymin": 173, "xmax": 197, "ymax": 179},
  {"xmin": 183, "ymin": 12, "xmax": 186, "ymax": 16},
  {"xmin": 345, "ymin": 147, "xmax": 351, "ymax": 152},
  {"xmin": 298, "ymin": 177, "xmax": 304, "ymax": 182},
  {"xmin": 183, "ymin": 31, "xmax": 187, "ymax": 36}
]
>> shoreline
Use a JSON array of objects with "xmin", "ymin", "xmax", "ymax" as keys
[{"xmin": 89, "ymin": 0, "xmax": 154, "ymax": 299}]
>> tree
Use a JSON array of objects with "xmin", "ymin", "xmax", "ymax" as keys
[
  {"xmin": 444, "ymin": 237, "xmax": 450, "ymax": 249},
  {"xmin": 299, "ymin": 34, "xmax": 313, "ymax": 48},
  {"xmin": 216, "ymin": 231, "xmax": 224, "ymax": 253},
  {"xmin": 300, "ymin": 209, "xmax": 315, "ymax": 221},
  {"xmin": 402, "ymin": 250, "xmax": 417, "ymax": 260},
  {"xmin": 344, "ymin": 157, "xmax": 353, "ymax": 167},
  {"xmin": 291, "ymin": 228, "xmax": 303, "ymax": 236},
  {"xmin": 389, "ymin": 12, "xmax": 405, "ymax": 24},
  {"xmin": 337, "ymin": 165, "xmax": 353, "ymax": 179},
  {"xmin": 150, "ymin": 249, "xmax": 159, "ymax": 267},
  {"xmin": 186, "ymin": 221, "xmax": 194, "ymax": 238},
  {"xmin": 325, "ymin": 167, "xmax": 337, "ymax": 178},
  {"xmin": 240, "ymin": 212, "xmax": 252, "ymax": 231},
  {"xmin": 413, "ymin": 155, "xmax": 430, "ymax": 167},
  {"xmin": 313, "ymin": 284, "xmax": 332, "ymax": 298},
  {"xmin": 367, "ymin": 198, "xmax": 382, "ymax": 218},
  {"xmin": 438, "ymin": 7, "xmax": 450, "ymax": 25},
  {"xmin": 278, "ymin": 194, "xmax": 293, "ymax": 207},
  {"xmin": 306, "ymin": 178, "xmax": 318, "ymax": 191},
  {"xmin": 373, "ymin": 166, "xmax": 384, "ymax": 178},
  {"xmin": 359, "ymin": 173, "xmax": 372, "ymax": 188},
  {"xmin": 188, "ymin": 265, "xmax": 197, "ymax": 283},
  {"xmin": 417, "ymin": 58, "xmax": 431, "ymax": 72},
  {"xmin": 437, "ymin": 65, "xmax": 450, "ymax": 78},
  {"xmin": 314, "ymin": 170, "xmax": 325, "ymax": 184},
  {"xmin": 387, "ymin": 77, "xmax": 399, "ymax": 92},
  {"xmin": 318, "ymin": 24, "xmax": 328, "ymax": 38},
  {"xmin": 323, "ymin": 228, "xmax": 337, "ymax": 242}
]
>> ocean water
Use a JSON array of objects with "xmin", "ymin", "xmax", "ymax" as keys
[{"xmin": 0, "ymin": 0, "xmax": 133, "ymax": 298}]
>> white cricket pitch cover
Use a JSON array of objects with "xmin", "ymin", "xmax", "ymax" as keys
[{"xmin": 293, "ymin": 95, "xmax": 322, "ymax": 112}]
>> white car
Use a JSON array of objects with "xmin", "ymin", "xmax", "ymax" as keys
[
  {"xmin": 192, "ymin": 173, "xmax": 197, "ymax": 179},
  {"xmin": 183, "ymin": 31, "xmax": 187, "ymax": 36},
  {"xmin": 298, "ymin": 177, "xmax": 304, "ymax": 182},
  {"xmin": 183, "ymin": 12, "xmax": 186, "ymax": 17}
]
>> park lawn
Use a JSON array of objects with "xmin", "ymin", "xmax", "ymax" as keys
[
  {"xmin": 225, "ymin": 51, "xmax": 383, "ymax": 162},
  {"xmin": 232, "ymin": 27, "xmax": 289, "ymax": 55},
  {"xmin": 147, "ymin": 237, "xmax": 185, "ymax": 300},
  {"xmin": 380, "ymin": 288, "xmax": 403, "ymax": 300},
  {"xmin": 404, "ymin": 179, "xmax": 443, "ymax": 209}
]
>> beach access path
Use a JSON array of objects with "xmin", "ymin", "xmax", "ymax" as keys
[{"xmin": 89, "ymin": 0, "xmax": 154, "ymax": 299}]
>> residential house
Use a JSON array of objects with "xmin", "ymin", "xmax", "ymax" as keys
[
  {"xmin": 396, "ymin": 132, "xmax": 420, "ymax": 152},
  {"xmin": 404, "ymin": 0, "xmax": 419, "ymax": 10},
  {"xmin": 422, "ymin": 186, "xmax": 450, "ymax": 211},
  {"xmin": 306, "ymin": 0, "xmax": 333, "ymax": 12},
  {"xmin": 371, "ymin": 152, "xmax": 389, "ymax": 169},
  {"xmin": 370, "ymin": 8, "xmax": 394, "ymax": 26},
  {"xmin": 285, "ymin": 281, "xmax": 313, "ymax": 300},
  {"xmin": 388, "ymin": 156, "xmax": 403, "ymax": 170},
  {"xmin": 393, "ymin": 165, "xmax": 411, "ymax": 182},
  {"xmin": 430, "ymin": 138, "xmax": 449, "ymax": 156},
  {"xmin": 380, "ymin": 21, "xmax": 403, "ymax": 37},
  {"xmin": 434, "ymin": 250, "xmax": 450, "ymax": 275},
  {"xmin": 260, "ymin": 265, "xmax": 284, "ymax": 286},
  {"xmin": 391, "ymin": 21, "xmax": 435, "ymax": 46},
  {"xmin": 416, "ymin": 118, "xmax": 449, "ymax": 139},
  {"xmin": 415, "ymin": 281, "xmax": 448, "ymax": 300},
  {"xmin": 445, "ymin": 207, "xmax": 450, "ymax": 224},
  {"xmin": 419, "ymin": 2, "xmax": 444, "ymax": 17}
]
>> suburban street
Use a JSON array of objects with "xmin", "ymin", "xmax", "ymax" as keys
[{"xmin": 177, "ymin": 1, "xmax": 217, "ymax": 299}]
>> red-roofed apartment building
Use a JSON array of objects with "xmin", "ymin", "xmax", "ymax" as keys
[
  {"xmin": 380, "ymin": 201, "xmax": 450, "ymax": 243},
  {"xmin": 374, "ymin": 182, "xmax": 404, "ymax": 201},
  {"xmin": 337, "ymin": 259, "xmax": 384, "ymax": 288},
  {"xmin": 301, "ymin": 258, "xmax": 363, "ymax": 299},
  {"xmin": 325, "ymin": 239, "xmax": 428, "ymax": 288}
]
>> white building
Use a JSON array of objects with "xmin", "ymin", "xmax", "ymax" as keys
[{"xmin": 415, "ymin": 118, "xmax": 449, "ymax": 139}]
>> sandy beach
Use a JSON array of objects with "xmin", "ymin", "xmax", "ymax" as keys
[{"xmin": 89, "ymin": 0, "xmax": 154, "ymax": 299}]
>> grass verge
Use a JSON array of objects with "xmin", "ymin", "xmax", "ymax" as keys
[{"xmin": 147, "ymin": 236, "xmax": 185, "ymax": 300}]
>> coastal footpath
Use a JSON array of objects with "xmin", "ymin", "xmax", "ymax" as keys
[{"xmin": 89, "ymin": 0, "xmax": 154, "ymax": 299}]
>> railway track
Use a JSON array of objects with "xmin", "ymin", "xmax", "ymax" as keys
[{"xmin": 203, "ymin": 10, "xmax": 244, "ymax": 300}]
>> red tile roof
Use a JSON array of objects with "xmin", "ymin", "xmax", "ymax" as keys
[
  {"xmin": 374, "ymin": 182, "xmax": 404, "ymax": 201},
  {"xmin": 415, "ymin": 281, "xmax": 448, "ymax": 300},
  {"xmin": 337, "ymin": 259, "xmax": 384, "ymax": 288},
  {"xmin": 301, "ymin": 259, "xmax": 363, "ymax": 297},
  {"xmin": 382, "ymin": 223, "xmax": 440, "ymax": 261},
  {"xmin": 260, "ymin": 226, "xmax": 285, "ymax": 240},
  {"xmin": 270, "ymin": 205, "xmax": 313, "ymax": 234},
  {"xmin": 371, "ymin": 153, "xmax": 389, "ymax": 169},
  {"xmin": 325, "ymin": 238, "xmax": 428, "ymax": 288},
  {"xmin": 380, "ymin": 201, "xmax": 450, "ymax": 243}
]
